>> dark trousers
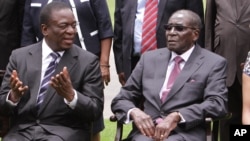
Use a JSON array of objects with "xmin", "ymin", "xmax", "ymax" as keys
[{"xmin": 219, "ymin": 78, "xmax": 242, "ymax": 141}]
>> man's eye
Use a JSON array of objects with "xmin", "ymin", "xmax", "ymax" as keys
[
  {"xmin": 71, "ymin": 24, "xmax": 77, "ymax": 28},
  {"xmin": 58, "ymin": 24, "xmax": 68, "ymax": 29}
]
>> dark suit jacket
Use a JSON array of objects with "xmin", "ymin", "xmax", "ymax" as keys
[
  {"xmin": 205, "ymin": 0, "xmax": 250, "ymax": 87},
  {"xmin": 113, "ymin": 0, "xmax": 204, "ymax": 81},
  {"xmin": 111, "ymin": 45, "xmax": 228, "ymax": 141},
  {"xmin": 0, "ymin": 42, "xmax": 104, "ymax": 141},
  {"xmin": 21, "ymin": 0, "xmax": 113, "ymax": 55},
  {"xmin": 0, "ymin": 0, "xmax": 25, "ymax": 72}
]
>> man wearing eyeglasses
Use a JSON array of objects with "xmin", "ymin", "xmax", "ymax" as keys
[
  {"xmin": 111, "ymin": 10, "xmax": 228, "ymax": 141},
  {"xmin": 113, "ymin": 0, "xmax": 205, "ymax": 86}
]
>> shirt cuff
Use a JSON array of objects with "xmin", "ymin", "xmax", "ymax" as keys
[
  {"xmin": 64, "ymin": 90, "xmax": 77, "ymax": 109},
  {"xmin": 125, "ymin": 108, "xmax": 137, "ymax": 124},
  {"xmin": 6, "ymin": 91, "xmax": 18, "ymax": 106},
  {"xmin": 178, "ymin": 112, "xmax": 186, "ymax": 123}
]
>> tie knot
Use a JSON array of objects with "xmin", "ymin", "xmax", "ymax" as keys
[
  {"xmin": 174, "ymin": 56, "xmax": 183, "ymax": 64},
  {"xmin": 50, "ymin": 52, "xmax": 60, "ymax": 60}
]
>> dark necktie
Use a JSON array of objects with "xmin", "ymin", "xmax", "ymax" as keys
[
  {"xmin": 141, "ymin": 0, "xmax": 158, "ymax": 53},
  {"xmin": 36, "ymin": 52, "xmax": 60, "ymax": 109},
  {"xmin": 161, "ymin": 56, "xmax": 183, "ymax": 103}
]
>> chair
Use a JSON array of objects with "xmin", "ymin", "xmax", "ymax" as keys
[
  {"xmin": 109, "ymin": 114, "xmax": 231, "ymax": 141},
  {"xmin": 0, "ymin": 70, "xmax": 10, "ymax": 137}
]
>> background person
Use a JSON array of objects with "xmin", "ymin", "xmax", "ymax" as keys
[
  {"xmin": 0, "ymin": 0, "xmax": 26, "ymax": 84},
  {"xmin": 205, "ymin": 0, "xmax": 250, "ymax": 140},
  {"xmin": 242, "ymin": 51, "xmax": 250, "ymax": 125}
]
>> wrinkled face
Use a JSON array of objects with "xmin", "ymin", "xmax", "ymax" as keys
[
  {"xmin": 41, "ymin": 8, "xmax": 77, "ymax": 51},
  {"xmin": 165, "ymin": 13, "xmax": 199, "ymax": 55}
]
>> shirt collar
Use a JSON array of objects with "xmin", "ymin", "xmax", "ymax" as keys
[
  {"xmin": 170, "ymin": 45, "xmax": 195, "ymax": 62},
  {"xmin": 42, "ymin": 39, "xmax": 64, "ymax": 59}
]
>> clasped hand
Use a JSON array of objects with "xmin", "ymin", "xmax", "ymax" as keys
[{"xmin": 131, "ymin": 108, "xmax": 180, "ymax": 141}]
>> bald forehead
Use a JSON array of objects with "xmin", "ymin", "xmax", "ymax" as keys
[{"xmin": 168, "ymin": 11, "xmax": 194, "ymax": 25}]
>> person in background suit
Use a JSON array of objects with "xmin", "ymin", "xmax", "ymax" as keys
[
  {"xmin": 21, "ymin": 0, "xmax": 113, "ymax": 140},
  {"xmin": 242, "ymin": 51, "xmax": 250, "ymax": 125},
  {"xmin": 111, "ymin": 10, "xmax": 228, "ymax": 141},
  {"xmin": 0, "ymin": 0, "xmax": 26, "ymax": 84},
  {"xmin": 205, "ymin": 0, "xmax": 250, "ymax": 140},
  {"xmin": 0, "ymin": 2, "xmax": 104, "ymax": 141},
  {"xmin": 113, "ymin": 0, "xmax": 204, "ymax": 86}
]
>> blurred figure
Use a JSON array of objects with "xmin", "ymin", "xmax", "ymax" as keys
[
  {"xmin": 21, "ymin": 0, "xmax": 113, "ymax": 140},
  {"xmin": 242, "ymin": 52, "xmax": 250, "ymax": 124},
  {"xmin": 113, "ymin": 0, "xmax": 204, "ymax": 86},
  {"xmin": 0, "ymin": 0, "xmax": 26, "ymax": 84},
  {"xmin": 111, "ymin": 10, "xmax": 228, "ymax": 141},
  {"xmin": 205, "ymin": 0, "xmax": 250, "ymax": 140},
  {"xmin": 0, "ymin": 2, "xmax": 104, "ymax": 141}
]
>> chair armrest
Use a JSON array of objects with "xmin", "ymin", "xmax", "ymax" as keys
[{"xmin": 110, "ymin": 115, "xmax": 123, "ymax": 141}]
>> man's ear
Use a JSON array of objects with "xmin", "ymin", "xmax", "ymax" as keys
[
  {"xmin": 192, "ymin": 29, "xmax": 200, "ymax": 42},
  {"xmin": 41, "ymin": 24, "xmax": 48, "ymax": 36}
]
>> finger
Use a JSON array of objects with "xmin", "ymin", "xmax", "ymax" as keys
[
  {"xmin": 57, "ymin": 73, "xmax": 65, "ymax": 86},
  {"xmin": 12, "ymin": 70, "xmax": 18, "ymax": 77},
  {"xmin": 137, "ymin": 125, "xmax": 147, "ymax": 136},
  {"xmin": 143, "ymin": 121, "xmax": 155, "ymax": 137},
  {"xmin": 50, "ymin": 76, "xmax": 60, "ymax": 88}
]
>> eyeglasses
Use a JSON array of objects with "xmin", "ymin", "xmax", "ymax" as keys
[{"xmin": 164, "ymin": 24, "xmax": 197, "ymax": 32}]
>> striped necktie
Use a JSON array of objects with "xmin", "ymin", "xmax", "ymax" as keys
[
  {"xmin": 141, "ymin": 0, "xmax": 158, "ymax": 53},
  {"xmin": 36, "ymin": 52, "xmax": 60, "ymax": 110}
]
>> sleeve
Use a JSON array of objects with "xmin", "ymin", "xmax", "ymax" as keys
[{"xmin": 89, "ymin": 0, "xmax": 113, "ymax": 39}]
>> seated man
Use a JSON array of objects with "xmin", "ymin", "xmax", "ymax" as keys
[
  {"xmin": 111, "ymin": 10, "xmax": 228, "ymax": 141},
  {"xmin": 0, "ymin": 2, "xmax": 103, "ymax": 141}
]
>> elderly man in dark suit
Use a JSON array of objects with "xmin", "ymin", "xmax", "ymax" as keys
[
  {"xmin": 0, "ymin": 2, "xmax": 103, "ymax": 141},
  {"xmin": 0, "ymin": 0, "xmax": 26, "ymax": 84},
  {"xmin": 111, "ymin": 10, "xmax": 228, "ymax": 141},
  {"xmin": 205, "ymin": 0, "xmax": 250, "ymax": 140},
  {"xmin": 113, "ymin": 0, "xmax": 204, "ymax": 86}
]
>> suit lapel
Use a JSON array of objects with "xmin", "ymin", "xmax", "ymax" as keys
[
  {"xmin": 26, "ymin": 43, "xmax": 43, "ymax": 109},
  {"xmin": 38, "ymin": 46, "xmax": 78, "ymax": 115},
  {"xmin": 163, "ymin": 46, "xmax": 204, "ymax": 104},
  {"xmin": 151, "ymin": 49, "xmax": 171, "ymax": 107}
]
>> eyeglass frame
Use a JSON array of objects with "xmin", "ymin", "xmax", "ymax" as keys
[{"xmin": 164, "ymin": 24, "xmax": 198, "ymax": 32}]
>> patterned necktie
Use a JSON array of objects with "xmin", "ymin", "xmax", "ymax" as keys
[
  {"xmin": 161, "ymin": 56, "xmax": 183, "ymax": 103},
  {"xmin": 141, "ymin": 0, "xmax": 158, "ymax": 53},
  {"xmin": 36, "ymin": 52, "xmax": 60, "ymax": 109}
]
